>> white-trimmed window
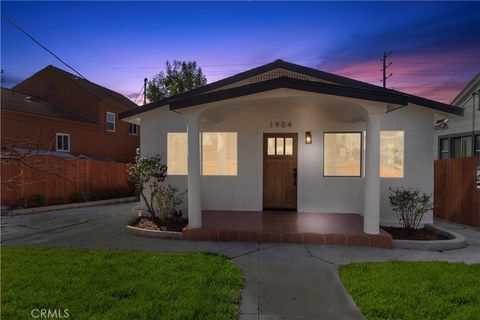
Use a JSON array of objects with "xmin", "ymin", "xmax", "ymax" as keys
[
  {"xmin": 166, "ymin": 132, "xmax": 238, "ymax": 176},
  {"xmin": 439, "ymin": 138, "xmax": 449, "ymax": 160},
  {"xmin": 56, "ymin": 133, "xmax": 70, "ymax": 152},
  {"xmin": 128, "ymin": 123, "xmax": 138, "ymax": 136},
  {"xmin": 324, "ymin": 132, "xmax": 362, "ymax": 177},
  {"xmin": 167, "ymin": 133, "xmax": 188, "ymax": 175},
  {"xmin": 202, "ymin": 132, "xmax": 237, "ymax": 176},
  {"xmin": 380, "ymin": 131, "xmax": 404, "ymax": 178},
  {"xmin": 106, "ymin": 112, "xmax": 115, "ymax": 132}
]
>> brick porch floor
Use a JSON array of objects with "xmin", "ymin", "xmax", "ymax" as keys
[{"xmin": 182, "ymin": 211, "xmax": 392, "ymax": 248}]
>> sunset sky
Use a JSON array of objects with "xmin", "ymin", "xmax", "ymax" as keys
[{"xmin": 1, "ymin": 1, "xmax": 479, "ymax": 104}]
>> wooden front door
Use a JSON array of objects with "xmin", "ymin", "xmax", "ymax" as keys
[{"xmin": 263, "ymin": 133, "xmax": 298, "ymax": 210}]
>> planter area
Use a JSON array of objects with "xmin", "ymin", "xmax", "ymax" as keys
[
  {"xmin": 383, "ymin": 224, "xmax": 467, "ymax": 251},
  {"xmin": 124, "ymin": 216, "xmax": 186, "ymax": 239}
]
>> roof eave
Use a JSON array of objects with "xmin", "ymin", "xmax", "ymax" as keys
[{"xmin": 170, "ymin": 77, "xmax": 407, "ymax": 110}]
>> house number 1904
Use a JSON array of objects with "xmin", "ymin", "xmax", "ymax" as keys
[{"xmin": 270, "ymin": 121, "xmax": 292, "ymax": 128}]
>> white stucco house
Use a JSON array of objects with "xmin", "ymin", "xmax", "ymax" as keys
[{"xmin": 120, "ymin": 59, "xmax": 463, "ymax": 235}]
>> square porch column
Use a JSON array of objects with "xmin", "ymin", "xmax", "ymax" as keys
[
  {"xmin": 363, "ymin": 111, "xmax": 384, "ymax": 234},
  {"xmin": 183, "ymin": 111, "xmax": 202, "ymax": 228}
]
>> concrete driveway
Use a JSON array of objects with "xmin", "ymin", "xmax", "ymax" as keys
[{"xmin": 2, "ymin": 202, "xmax": 479, "ymax": 320}]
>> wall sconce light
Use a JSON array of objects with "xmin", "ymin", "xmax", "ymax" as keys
[{"xmin": 305, "ymin": 131, "xmax": 312, "ymax": 144}]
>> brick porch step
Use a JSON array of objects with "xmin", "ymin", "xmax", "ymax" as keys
[{"xmin": 182, "ymin": 228, "xmax": 392, "ymax": 248}]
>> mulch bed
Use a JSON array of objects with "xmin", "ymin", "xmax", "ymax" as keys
[
  {"xmin": 132, "ymin": 217, "xmax": 187, "ymax": 232},
  {"xmin": 382, "ymin": 226, "xmax": 450, "ymax": 240}
]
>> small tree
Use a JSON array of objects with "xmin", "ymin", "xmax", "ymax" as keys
[
  {"xmin": 127, "ymin": 152, "xmax": 167, "ymax": 220},
  {"xmin": 146, "ymin": 60, "xmax": 207, "ymax": 102},
  {"xmin": 389, "ymin": 187, "xmax": 433, "ymax": 231}
]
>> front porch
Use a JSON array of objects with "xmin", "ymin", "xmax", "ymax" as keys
[{"xmin": 182, "ymin": 211, "xmax": 392, "ymax": 248}]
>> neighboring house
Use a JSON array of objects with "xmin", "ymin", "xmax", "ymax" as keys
[
  {"xmin": 120, "ymin": 59, "xmax": 463, "ymax": 234},
  {"xmin": 1, "ymin": 66, "xmax": 140, "ymax": 163},
  {"xmin": 434, "ymin": 73, "xmax": 480, "ymax": 166}
]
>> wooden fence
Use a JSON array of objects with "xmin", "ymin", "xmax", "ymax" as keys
[
  {"xmin": 434, "ymin": 157, "xmax": 480, "ymax": 227},
  {"xmin": 1, "ymin": 156, "xmax": 133, "ymax": 207}
]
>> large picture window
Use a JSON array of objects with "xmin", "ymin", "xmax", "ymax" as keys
[
  {"xmin": 324, "ymin": 132, "xmax": 362, "ymax": 177},
  {"xmin": 167, "ymin": 133, "xmax": 188, "ymax": 175},
  {"xmin": 380, "ymin": 131, "xmax": 404, "ymax": 178},
  {"xmin": 202, "ymin": 132, "xmax": 237, "ymax": 176}
]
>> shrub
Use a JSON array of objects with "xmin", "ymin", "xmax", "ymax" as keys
[
  {"xmin": 73, "ymin": 192, "xmax": 88, "ymax": 203},
  {"xmin": 57, "ymin": 196, "xmax": 67, "ymax": 205},
  {"xmin": 89, "ymin": 194, "xmax": 101, "ymax": 201},
  {"xmin": 109, "ymin": 191, "xmax": 119, "ymax": 199},
  {"xmin": 127, "ymin": 152, "xmax": 167, "ymax": 220},
  {"xmin": 389, "ymin": 187, "xmax": 433, "ymax": 231},
  {"xmin": 32, "ymin": 193, "xmax": 48, "ymax": 207},
  {"xmin": 99, "ymin": 193, "xmax": 109, "ymax": 200},
  {"xmin": 153, "ymin": 184, "xmax": 186, "ymax": 222},
  {"xmin": 12, "ymin": 197, "xmax": 28, "ymax": 209}
]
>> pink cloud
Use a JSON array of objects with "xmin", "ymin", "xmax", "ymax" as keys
[{"xmin": 329, "ymin": 48, "xmax": 479, "ymax": 103}]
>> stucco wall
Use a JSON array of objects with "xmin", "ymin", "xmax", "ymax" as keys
[{"xmin": 139, "ymin": 99, "xmax": 434, "ymax": 225}]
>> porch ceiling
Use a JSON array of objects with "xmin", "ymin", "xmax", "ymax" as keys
[{"xmin": 197, "ymin": 91, "xmax": 370, "ymax": 123}]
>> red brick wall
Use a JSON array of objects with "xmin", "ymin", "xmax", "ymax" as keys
[
  {"xmin": 13, "ymin": 68, "xmax": 101, "ymax": 122},
  {"xmin": 1, "ymin": 110, "xmax": 139, "ymax": 163},
  {"xmin": 6, "ymin": 67, "xmax": 140, "ymax": 163}
]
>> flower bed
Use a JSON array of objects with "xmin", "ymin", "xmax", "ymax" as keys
[
  {"xmin": 131, "ymin": 216, "xmax": 187, "ymax": 232},
  {"xmin": 382, "ymin": 226, "xmax": 449, "ymax": 240}
]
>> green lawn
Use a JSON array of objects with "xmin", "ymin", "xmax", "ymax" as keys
[
  {"xmin": 339, "ymin": 261, "xmax": 480, "ymax": 320},
  {"xmin": 1, "ymin": 247, "xmax": 243, "ymax": 320}
]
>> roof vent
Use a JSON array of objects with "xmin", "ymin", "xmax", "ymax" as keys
[{"xmin": 248, "ymin": 70, "xmax": 309, "ymax": 83}]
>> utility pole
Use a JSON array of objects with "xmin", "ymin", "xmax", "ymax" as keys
[
  {"xmin": 143, "ymin": 78, "xmax": 148, "ymax": 105},
  {"xmin": 381, "ymin": 51, "xmax": 393, "ymax": 88}
]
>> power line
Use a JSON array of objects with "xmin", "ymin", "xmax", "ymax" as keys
[
  {"xmin": 132, "ymin": 84, "xmax": 144, "ymax": 104},
  {"xmin": 1, "ymin": 14, "xmax": 86, "ymax": 79}
]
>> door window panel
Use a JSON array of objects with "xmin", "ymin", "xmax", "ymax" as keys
[
  {"xmin": 285, "ymin": 138, "xmax": 293, "ymax": 155},
  {"xmin": 267, "ymin": 138, "xmax": 275, "ymax": 155},
  {"xmin": 276, "ymin": 138, "xmax": 284, "ymax": 155}
]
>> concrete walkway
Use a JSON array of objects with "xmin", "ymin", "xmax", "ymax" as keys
[{"xmin": 2, "ymin": 203, "xmax": 479, "ymax": 320}]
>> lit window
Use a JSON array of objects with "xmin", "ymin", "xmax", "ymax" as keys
[
  {"xmin": 276, "ymin": 137, "xmax": 284, "ymax": 155},
  {"xmin": 267, "ymin": 138, "xmax": 275, "ymax": 155},
  {"xmin": 167, "ymin": 133, "xmax": 188, "ymax": 175},
  {"xmin": 106, "ymin": 112, "xmax": 115, "ymax": 132},
  {"xmin": 202, "ymin": 132, "xmax": 237, "ymax": 176},
  {"xmin": 129, "ymin": 123, "xmax": 138, "ymax": 135},
  {"xmin": 56, "ymin": 133, "xmax": 70, "ymax": 152},
  {"xmin": 285, "ymin": 138, "xmax": 293, "ymax": 155},
  {"xmin": 380, "ymin": 131, "xmax": 404, "ymax": 178},
  {"xmin": 324, "ymin": 132, "xmax": 361, "ymax": 177}
]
